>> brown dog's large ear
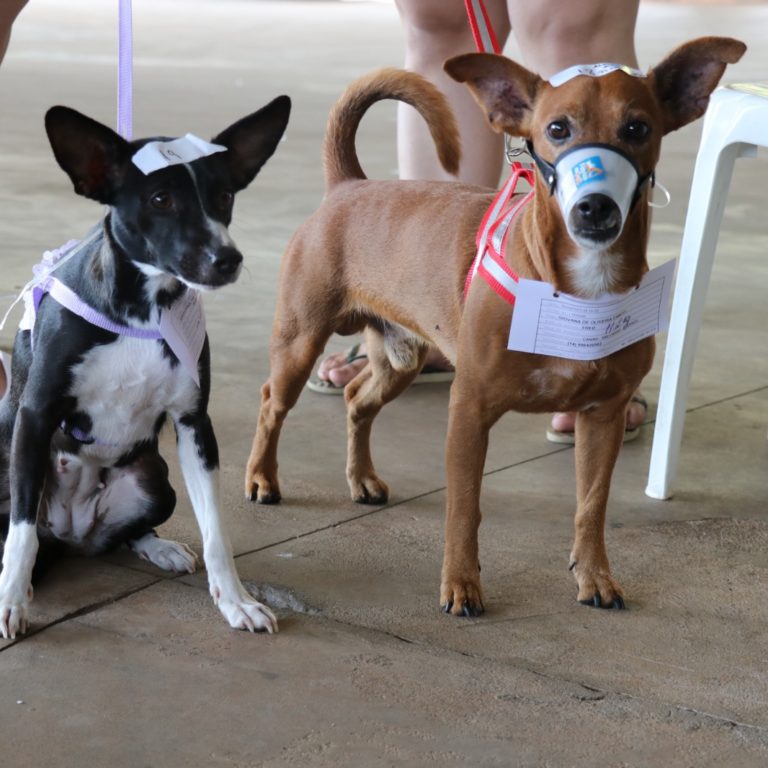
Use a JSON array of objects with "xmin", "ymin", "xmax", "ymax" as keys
[
  {"xmin": 444, "ymin": 53, "xmax": 543, "ymax": 137},
  {"xmin": 651, "ymin": 37, "xmax": 747, "ymax": 134},
  {"xmin": 211, "ymin": 95, "xmax": 291, "ymax": 192},
  {"xmin": 45, "ymin": 106, "xmax": 132, "ymax": 204}
]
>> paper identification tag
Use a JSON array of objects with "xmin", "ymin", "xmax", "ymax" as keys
[
  {"xmin": 507, "ymin": 259, "xmax": 676, "ymax": 361},
  {"xmin": 549, "ymin": 63, "xmax": 645, "ymax": 88},
  {"xmin": 159, "ymin": 290, "xmax": 206, "ymax": 385},
  {"xmin": 132, "ymin": 134, "xmax": 227, "ymax": 175}
]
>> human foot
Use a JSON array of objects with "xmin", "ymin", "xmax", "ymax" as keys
[
  {"xmin": 547, "ymin": 393, "xmax": 648, "ymax": 445},
  {"xmin": 307, "ymin": 342, "xmax": 454, "ymax": 394},
  {"xmin": 316, "ymin": 343, "xmax": 369, "ymax": 389}
]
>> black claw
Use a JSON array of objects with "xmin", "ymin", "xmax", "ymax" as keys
[
  {"xmin": 580, "ymin": 593, "xmax": 602, "ymax": 608},
  {"xmin": 579, "ymin": 593, "xmax": 626, "ymax": 610},
  {"xmin": 569, "ymin": 561, "xmax": 577, "ymax": 571},
  {"xmin": 461, "ymin": 602, "xmax": 484, "ymax": 618},
  {"xmin": 442, "ymin": 600, "xmax": 454, "ymax": 614},
  {"xmin": 354, "ymin": 489, "xmax": 388, "ymax": 505},
  {"xmin": 257, "ymin": 491, "xmax": 281, "ymax": 505}
]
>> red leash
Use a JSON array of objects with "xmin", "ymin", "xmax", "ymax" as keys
[
  {"xmin": 463, "ymin": 0, "xmax": 502, "ymax": 55},
  {"xmin": 462, "ymin": 0, "xmax": 534, "ymax": 305}
]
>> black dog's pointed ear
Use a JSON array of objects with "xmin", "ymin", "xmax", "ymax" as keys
[
  {"xmin": 651, "ymin": 37, "xmax": 747, "ymax": 134},
  {"xmin": 211, "ymin": 95, "xmax": 291, "ymax": 192},
  {"xmin": 445, "ymin": 53, "xmax": 543, "ymax": 138},
  {"xmin": 45, "ymin": 106, "xmax": 132, "ymax": 204}
]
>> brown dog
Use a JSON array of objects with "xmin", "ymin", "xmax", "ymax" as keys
[{"xmin": 246, "ymin": 38, "xmax": 745, "ymax": 616}]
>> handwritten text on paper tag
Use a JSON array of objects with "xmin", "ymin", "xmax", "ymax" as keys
[
  {"xmin": 132, "ymin": 134, "xmax": 227, "ymax": 175},
  {"xmin": 507, "ymin": 259, "xmax": 676, "ymax": 361}
]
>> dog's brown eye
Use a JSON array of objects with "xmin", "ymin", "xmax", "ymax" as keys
[
  {"xmin": 546, "ymin": 120, "xmax": 571, "ymax": 141},
  {"xmin": 622, "ymin": 120, "xmax": 650, "ymax": 142},
  {"xmin": 150, "ymin": 192, "xmax": 172, "ymax": 210}
]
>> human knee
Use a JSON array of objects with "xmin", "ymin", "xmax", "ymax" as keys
[
  {"xmin": 510, "ymin": 0, "xmax": 638, "ymax": 70},
  {"xmin": 397, "ymin": 0, "xmax": 476, "ymax": 68},
  {"xmin": 396, "ymin": 0, "xmax": 470, "ymax": 38}
]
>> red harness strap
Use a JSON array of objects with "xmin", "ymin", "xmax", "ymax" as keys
[{"xmin": 464, "ymin": 163, "xmax": 534, "ymax": 305}]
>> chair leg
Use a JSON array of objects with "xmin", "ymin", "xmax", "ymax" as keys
[{"xmin": 646, "ymin": 138, "xmax": 748, "ymax": 499}]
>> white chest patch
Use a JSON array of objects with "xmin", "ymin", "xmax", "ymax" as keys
[
  {"xmin": 567, "ymin": 247, "xmax": 621, "ymax": 298},
  {"xmin": 66, "ymin": 336, "xmax": 197, "ymax": 463}
]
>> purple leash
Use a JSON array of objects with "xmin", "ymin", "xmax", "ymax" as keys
[{"xmin": 117, "ymin": 0, "xmax": 133, "ymax": 140}]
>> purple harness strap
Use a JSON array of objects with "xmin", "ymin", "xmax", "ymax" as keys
[
  {"xmin": 32, "ymin": 277, "xmax": 161, "ymax": 448},
  {"xmin": 33, "ymin": 278, "xmax": 162, "ymax": 341}
]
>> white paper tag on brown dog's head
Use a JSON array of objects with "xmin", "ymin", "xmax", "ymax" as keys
[
  {"xmin": 549, "ymin": 63, "xmax": 645, "ymax": 88},
  {"xmin": 132, "ymin": 134, "xmax": 227, "ymax": 175}
]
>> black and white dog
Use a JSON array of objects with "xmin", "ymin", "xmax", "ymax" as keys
[{"xmin": 0, "ymin": 97, "xmax": 290, "ymax": 638}]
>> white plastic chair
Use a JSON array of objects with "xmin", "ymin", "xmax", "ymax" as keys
[{"xmin": 646, "ymin": 83, "xmax": 768, "ymax": 500}]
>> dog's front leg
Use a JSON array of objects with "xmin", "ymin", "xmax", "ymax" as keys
[
  {"xmin": 570, "ymin": 402, "xmax": 628, "ymax": 609},
  {"xmin": 175, "ymin": 417, "xmax": 277, "ymax": 633},
  {"xmin": 440, "ymin": 388, "xmax": 492, "ymax": 617},
  {"xmin": 0, "ymin": 518, "xmax": 38, "ymax": 639},
  {"xmin": 0, "ymin": 406, "xmax": 48, "ymax": 638}
]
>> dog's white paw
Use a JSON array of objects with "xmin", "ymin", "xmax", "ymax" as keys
[
  {"xmin": 0, "ymin": 584, "xmax": 31, "ymax": 640},
  {"xmin": 131, "ymin": 534, "xmax": 198, "ymax": 574},
  {"xmin": 214, "ymin": 589, "xmax": 278, "ymax": 634}
]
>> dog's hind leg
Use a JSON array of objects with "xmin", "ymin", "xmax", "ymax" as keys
[
  {"xmin": 246, "ymin": 324, "xmax": 335, "ymax": 504},
  {"xmin": 344, "ymin": 325, "xmax": 428, "ymax": 504},
  {"xmin": 129, "ymin": 532, "xmax": 198, "ymax": 574},
  {"xmin": 43, "ymin": 451, "xmax": 196, "ymax": 573}
]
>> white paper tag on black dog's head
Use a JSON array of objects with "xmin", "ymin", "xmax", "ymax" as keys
[
  {"xmin": 549, "ymin": 63, "xmax": 645, "ymax": 88},
  {"xmin": 132, "ymin": 134, "xmax": 227, "ymax": 175}
]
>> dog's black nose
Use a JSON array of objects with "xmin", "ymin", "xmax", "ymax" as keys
[
  {"xmin": 573, "ymin": 193, "xmax": 619, "ymax": 229},
  {"xmin": 213, "ymin": 246, "xmax": 243, "ymax": 277}
]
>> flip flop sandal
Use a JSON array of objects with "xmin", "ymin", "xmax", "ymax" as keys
[
  {"xmin": 0, "ymin": 351, "xmax": 10, "ymax": 402},
  {"xmin": 306, "ymin": 343, "xmax": 367, "ymax": 395},
  {"xmin": 546, "ymin": 394, "xmax": 648, "ymax": 445},
  {"xmin": 306, "ymin": 344, "xmax": 455, "ymax": 395}
]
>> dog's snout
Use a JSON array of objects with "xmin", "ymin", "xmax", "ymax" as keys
[
  {"xmin": 574, "ymin": 194, "xmax": 618, "ymax": 228},
  {"xmin": 213, "ymin": 246, "xmax": 243, "ymax": 277},
  {"xmin": 569, "ymin": 193, "xmax": 622, "ymax": 246}
]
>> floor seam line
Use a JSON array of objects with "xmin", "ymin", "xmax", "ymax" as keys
[
  {"xmin": 316, "ymin": 612, "xmax": 768, "ymax": 736},
  {"xmin": 0, "ymin": 578, "xmax": 164, "ymax": 651}
]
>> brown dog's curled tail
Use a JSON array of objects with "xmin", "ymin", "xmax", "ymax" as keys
[{"xmin": 323, "ymin": 68, "xmax": 461, "ymax": 189}]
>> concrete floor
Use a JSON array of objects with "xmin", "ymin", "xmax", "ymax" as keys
[{"xmin": 0, "ymin": 0, "xmax": 767, "ymax": 765}]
